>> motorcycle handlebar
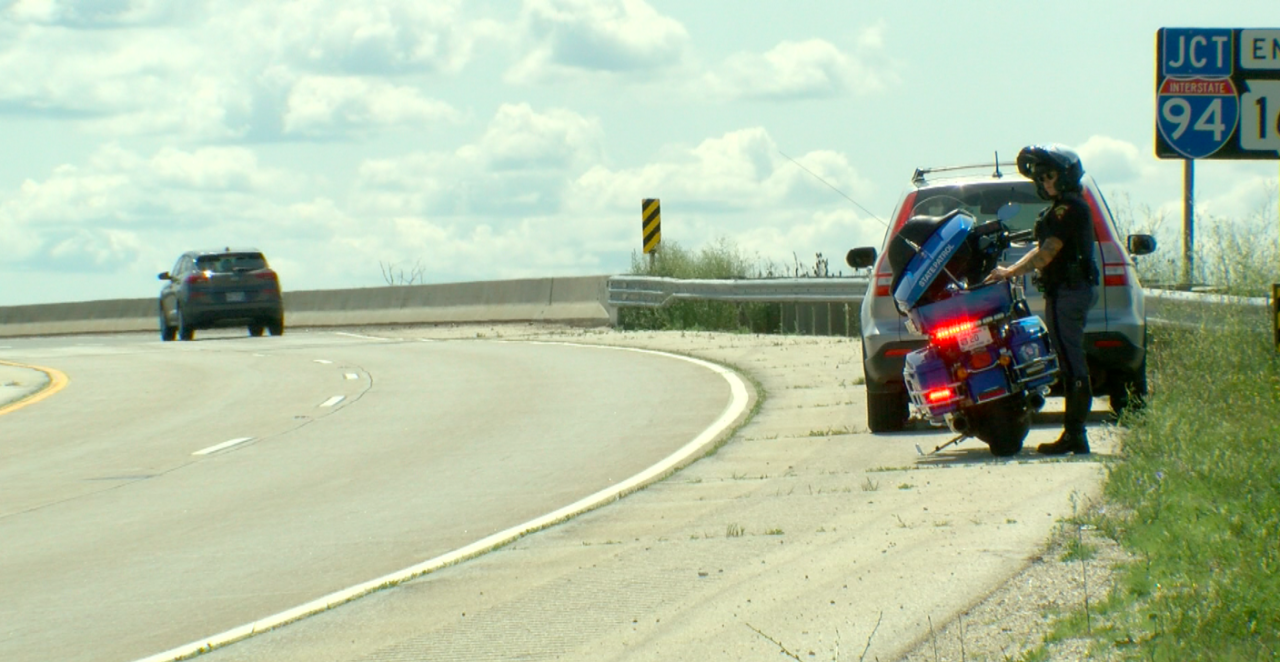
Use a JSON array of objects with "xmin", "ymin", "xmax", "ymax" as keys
[{"xmin": 1006, "ymin": 229, "xmax": 1034, "ymax": 243}]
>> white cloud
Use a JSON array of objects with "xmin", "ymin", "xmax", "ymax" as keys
[
  {"xmin": 1077, "ymin": 135, "xmax": 1153, "ymax": 186},
  {"xmin": 466, "ymin": 103, "xmax": 604, "ymax": 171},
  {"xmin": 0, "ymin": 144, "xmax": 311, "ymax": 276},
  {"xmin": 149, "ymin": 146, "xmax": 297, "ymax": 192},
  {"xmin": 507, "ymin": 0, "xmax": 690, "ymax": 83},
  {"xmin": 0, "ymin": 0, "xmax": 489, "ymax": 141},
  {"xmin": 570, "ymin": 127, "xmax": 872, "ymax": 212},
  {"xmin": 5, "ymin": 0, "xmax": 191, "ymax": 27},
  {"xmin": 354, "ymin": 103, "xmax": 603, "ymax": 216},
  {"xmin": 227, "ymin": 0, "xmax": 478, "ymax": 76},
  {"xmin": 704, "ymin": 38, "xmax": 893, "ymax": 101},
  {"xmin": 282, "ymin": 76, "xmax": 461, "ymax": 137}
]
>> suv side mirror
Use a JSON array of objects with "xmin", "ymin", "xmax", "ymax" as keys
[
  {"xmin": 158, "ymin": 272, "xmax": 171, "ymax": 281},
  {"xmin": 1127, "ymin": 234, "xmax": 1157, "ymax": 256},
  {"xmin": 846, "ymin": 247, "xmax": 877, "ymax": 269}
]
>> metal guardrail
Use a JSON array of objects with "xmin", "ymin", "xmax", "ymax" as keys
[
  {"xmin": 607, "ymin": 275, "xmax": 1279, "ymax": 340},
  {"xmin": 606, "ymin": 276, "xmax": 871, "ymax": 308}
]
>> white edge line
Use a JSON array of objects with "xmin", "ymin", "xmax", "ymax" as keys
[
  {"xmin": 319, "ymin": 396, "xmax": 345, "ymax": 408},
  {"xmin": 334, "ymin": 332, "xmax": 391, "ymax": 341},
  {"xmin": 192, "ymin": 438, "xmax": 254, "ymax": 456},
  {"xmin": 132, "ymin": 341, "xmax": 751, "ymax": 662},
  {"xmin": 313, "ymin": 359, "xmax": 333, "ymax": 364}
]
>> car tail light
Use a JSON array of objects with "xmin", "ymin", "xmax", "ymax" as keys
[
  {"xmin": 1083, "ymin": 189, "xmax": 1134, "ymax": 287},
  {"xmin": 884, "ymin": 348, "xmax": 913, "ymax": 357},
  {"xmin": 253, "ymin": 269, "xmax": 280, "ymax": 294},
  {"xmin": 925, "ymin": 387, "xmax": 954, "ymax": 404},
  {"xmin": 871, "ymin": 191, "xmax": 918, "ymax": 298},
  {"xmin": 873, "ymin": 264, "xmax": 894, "ymax": 297},
  {"xmin": 185, "ymin": 271, "xmax": 209, "ymax": 285},
  {"xmin": 1094, "ymin": 339, "xmax": 1124, "ymax": 349},
  {"xmin": 931, "ymin": 319, "xmax": 977, "ymax": 341}
]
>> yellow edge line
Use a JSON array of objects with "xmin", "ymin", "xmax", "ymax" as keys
[{"xmin": 0, "ymin": 360, "xmax": 69, "ymax": 417}]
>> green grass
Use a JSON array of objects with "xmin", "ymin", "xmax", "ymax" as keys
[{"xmin": 1065, "ymin": 305, "xmax": 1280, "ymax": 660}]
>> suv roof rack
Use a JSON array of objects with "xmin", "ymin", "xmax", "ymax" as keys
[{"xmin": 911, "ymin": 154, "xmax": 1017, "ymax": 188}]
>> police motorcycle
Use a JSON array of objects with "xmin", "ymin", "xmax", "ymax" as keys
[{"xmin": 857, "ymin": 202, "xmax": 1060, "ymax": 456}]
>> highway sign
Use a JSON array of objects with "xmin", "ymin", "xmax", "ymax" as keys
[{"xmin": 1156, "ymin": 28, "xmax": 1280, "ymax": 160}]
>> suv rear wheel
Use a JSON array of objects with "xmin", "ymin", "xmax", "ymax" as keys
[
  {"xmin": 866, "ymin": 387, "xmax": 909, "ymax": 433},
  {"xmin": 1108, "ymin": 358, "xmax": 1147, "ymax": 415}
]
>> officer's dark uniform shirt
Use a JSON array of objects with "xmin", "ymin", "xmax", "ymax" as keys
[{"xmin": 1034, "ymin": 192, "xmax": 1098, "ymax": 294}]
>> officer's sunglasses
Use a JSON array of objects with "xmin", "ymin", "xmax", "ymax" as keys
[{"xmin": 1035, "ymin": 169, "xmax": 1059, "ymax": 183}]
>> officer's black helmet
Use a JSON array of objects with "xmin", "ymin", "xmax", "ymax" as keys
[{"xmin": 1016, "ymin": 144, "xmax": 1084, "ymax": 199}]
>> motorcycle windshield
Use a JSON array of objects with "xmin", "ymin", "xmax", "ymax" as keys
[{"xmin": 892, "ymin": 211, "xmax": 974, "ymax": 310}]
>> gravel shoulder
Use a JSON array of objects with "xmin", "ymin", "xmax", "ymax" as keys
[{"xmin": 188, "ymin": 325, "xmax": 1128, "ymax": 661}]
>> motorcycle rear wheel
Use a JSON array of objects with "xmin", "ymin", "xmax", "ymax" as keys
[{"xmin": 970, "ymin": 397, "xmax": 1030, "ymax": 457}]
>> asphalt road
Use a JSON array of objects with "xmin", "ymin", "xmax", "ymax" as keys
[{"xmin": 0, "ymin": 329, "xmax": 739, "ymax": 662}]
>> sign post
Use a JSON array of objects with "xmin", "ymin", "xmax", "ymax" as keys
[{"xmin": 1155, "ymin": 28, "xmax": 1280, "ymax": 288}]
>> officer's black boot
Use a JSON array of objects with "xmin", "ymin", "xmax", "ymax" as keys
[{"xmin": 1038, "ymin": 378, "xmax": 1092, "ymax": 455}]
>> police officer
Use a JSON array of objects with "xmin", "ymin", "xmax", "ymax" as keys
[{"xmin": 986, "ymin": 144, "xmax": 1098, "ymax": 455}]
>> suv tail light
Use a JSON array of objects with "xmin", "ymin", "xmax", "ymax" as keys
[
  {"xmin": 873, "ymin": 262, "xmax": 894, "ymax": 297},
  {"xmin": 253, "ymin": 269, "xmax": 280, "ymax": 295},
  {"xmin": 184, "ymin": 272, "xmax": 209, "ymax": 285},
  {"xmin": 871, "ymin": 191, "xmax": 918, "ymax": 298},
  {"xmin": 1083, "ymin": 190, "xmax": 1134, "ymax": 287}
]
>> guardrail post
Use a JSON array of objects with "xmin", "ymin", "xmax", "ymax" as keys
[{"xmin": 1273, "ymin": 283, "xmax": 1279, "ymax": 352}]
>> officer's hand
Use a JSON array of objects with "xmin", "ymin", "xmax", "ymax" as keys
[{"xmin": 983, "ymin": 267, "xmax": 1012, "ymax": 284}]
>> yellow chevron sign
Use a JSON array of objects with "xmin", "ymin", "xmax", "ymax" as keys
[{"xmin": 642, "ymin": 198, "xmax": 661, "ymax": 254}]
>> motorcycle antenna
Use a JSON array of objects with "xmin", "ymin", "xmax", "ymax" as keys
[
  {"xmin": 778, "ymin": 150, "xmax": 887, "ymax": 227},
  {"xmin": 993, "ymin": 151, "xmax": 1002, "ymax": 179}
]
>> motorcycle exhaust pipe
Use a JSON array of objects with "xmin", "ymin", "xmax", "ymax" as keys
[
  {"xmin": 1027, "ymin": 391, "xmax": 1046, "ymax": 412},
  {"xmin": 949, "ymin": 414, "xmax": 970, "ymax": 435}
]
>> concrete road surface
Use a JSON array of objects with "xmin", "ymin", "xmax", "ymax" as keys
[
  {"xmin": 184, "ymin": 325, "xmax": 1117, "ymax": 662},
  {"xmin": 0, "ymin": 329, "xmax": 745, "ymax": 662}
]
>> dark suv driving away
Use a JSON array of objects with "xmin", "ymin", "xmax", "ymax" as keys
[
  {"xmin": 846, "ymin": 161, "xmax": 1156, "ymax": 432},
  {"xmin": 158, "ymin": 248, "xmax": 285, "ymax": 341}
]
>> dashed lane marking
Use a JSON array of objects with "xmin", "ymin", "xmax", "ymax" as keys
[{"xmin": 193, "ymin": 438, "xmax": 254, "ymax": 456}]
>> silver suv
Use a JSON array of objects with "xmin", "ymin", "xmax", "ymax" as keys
[{"xmin": 846, "ymin": 162, "xmax": 1157, "ymax": 432}]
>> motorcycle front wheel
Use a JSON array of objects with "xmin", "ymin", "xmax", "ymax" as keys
[{"xmin": 970, "ymin": 397, "xmax": 1030, "ymax": 457}]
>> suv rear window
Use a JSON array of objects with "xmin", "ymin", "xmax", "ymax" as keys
[
  {"xmin": 196, "ymin": 253, "xmax": 268, "ymax": 273},
  {"xmin": 909, "ymin": 181, "xmax": 1049, "ymax": 234}
]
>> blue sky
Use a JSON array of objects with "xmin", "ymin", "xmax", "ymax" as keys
[{"xmin": 1, "ymin": 0, "xmax": 1277, "ymax": 305}]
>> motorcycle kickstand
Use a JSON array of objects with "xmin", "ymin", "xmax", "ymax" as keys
[{"xmin": 916, "ymin": 432, "xmax": 970, "ymax": 456}]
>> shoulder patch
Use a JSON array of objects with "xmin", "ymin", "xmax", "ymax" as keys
[{"xmin": 1054, "ymin": 205, "xmax": 1067, "ymax": 219}]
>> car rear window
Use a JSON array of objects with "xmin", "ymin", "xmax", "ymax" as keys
[
  {"xmin": 909, "ymin": 182, "xmax": 1049, "ymax": 233},
  {"xmin": 197, "ymin": 253, "xmax": 268, "ymax": 273}
]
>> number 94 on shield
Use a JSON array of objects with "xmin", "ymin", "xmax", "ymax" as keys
[{"xmin": 1157, "ymin": 78, "xmax": 1239, "ymax": 159}]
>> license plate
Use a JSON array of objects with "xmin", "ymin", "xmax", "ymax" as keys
[
  {"xmin": 225, "ymin": 291, "xmax": 246, "ymax": 303},
  {"xmin": 957, "ymin": 325, "xmax": 993, "ymax": 352}
]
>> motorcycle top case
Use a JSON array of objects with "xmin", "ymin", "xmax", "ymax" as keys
[{"xmin": 892, "ymin": 211, "xmax": 975, "ymax": 311}]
